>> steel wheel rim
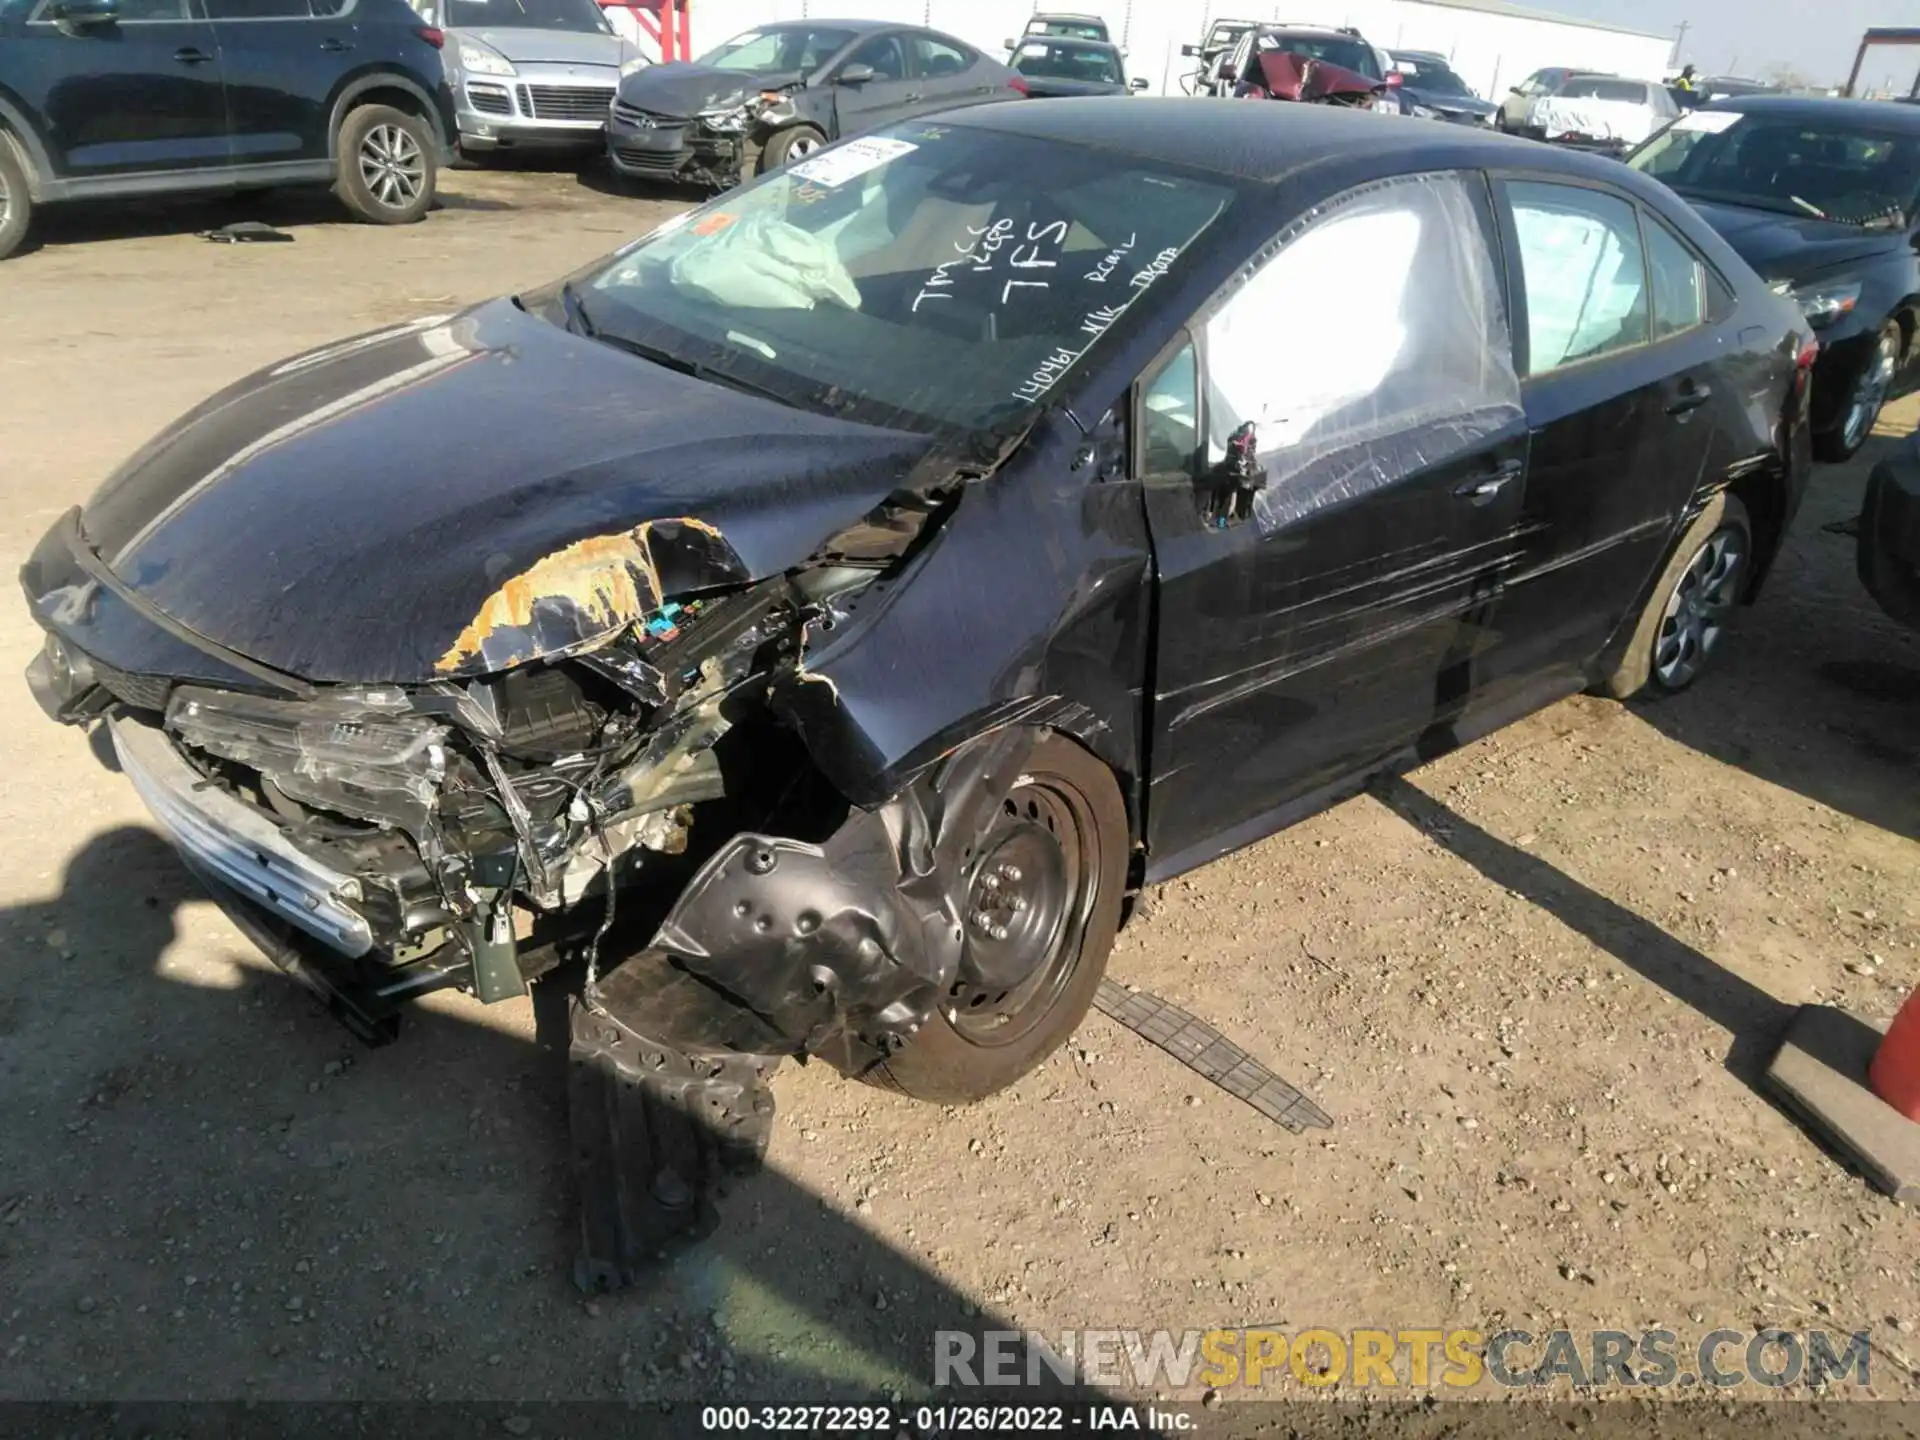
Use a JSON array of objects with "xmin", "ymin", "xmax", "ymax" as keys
[
  {"xmin": 784, "ymin": 134, "xmax": 821, "ymax": 162},
  {"xmin": 1843, "ymin": 331, "xmax": 1899, "ymax": 452},
  {"xmin": 1654, "ymin": 525, "xmax": 1747, "ymax": 688},
  {"xmin": 0, "ymin": 167, "xmax": 11, "ymax": 233},
  {"xmin": 946, "ymin": 774, "xmax": 1099, "ymax": 1048},
  {"xmin": 358, "ymin": 124, "xmax": 424, "ymax": 209}
]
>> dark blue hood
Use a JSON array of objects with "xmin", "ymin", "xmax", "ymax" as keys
[{"xmin": 1685, "ymin": 197, "xmax": 1904, "ymax": 284}]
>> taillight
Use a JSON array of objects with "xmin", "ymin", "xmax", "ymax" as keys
[
  {"xmin": 1007, "ymin": 74, "xmax": 1030, "ymax": 96},
  {"xmin": 415, "ymin": 25, "xmax": 444, "ymax": 48},
  {"xmin": 1796, "ymin": 336, "xmax": 1820, "ymax": 369},
  {"xmin": 1386, "ymin": 71, "xmax": 1403, "ymax": 86}
]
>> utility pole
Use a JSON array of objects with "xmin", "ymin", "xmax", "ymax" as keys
[{"xmin": 1670, "ymin": 20, "xmax": 1690, "ymax": 70}]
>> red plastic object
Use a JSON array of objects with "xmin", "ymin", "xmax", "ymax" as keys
[
  {"xmin": 1008, "ymin": 73, "xmax": 1031, "ymax": 96},
  {"xmin": 414, "ymin": 24, "xmax": 444, "ymax": 48},
  {"xmin": 1869, "ymin": 985, "xmax": 1920, "ymax": 1121}
]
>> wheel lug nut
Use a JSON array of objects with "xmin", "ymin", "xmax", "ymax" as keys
[
  {"xmin": 1000, "ymin": 865, "xmax": 1022, "ymax": 883},
  {"xmin": 990, "ymin": 924, "xmax": 1009, "ymax": 941},
  {"xmin": 980, "ymin": 873, "xmax": 1000, "ymax": 891},
  {"xmin": 1011, "ymin": 897, "xmax": 1027, "ymax": 913}
]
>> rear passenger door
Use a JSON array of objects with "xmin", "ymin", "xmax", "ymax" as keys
[
  {"xmin": 1470, "ymin": 177, "xmax": 1734, "ymax": 709},
  {"xmin": 907, "ymin": 33, "xmax": 996, "ymax": 114},
  {"xmin": 23, "ymin": 0, "xmax": 230, "ymax": 178},
  {"xmin": 201, "ymin": 0, "xmax": 341, "ymax": 166}
]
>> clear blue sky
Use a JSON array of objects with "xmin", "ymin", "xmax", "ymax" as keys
[{"xmin": 1545, "ymin": 0, "xmax": 1920, "ymax": 89}]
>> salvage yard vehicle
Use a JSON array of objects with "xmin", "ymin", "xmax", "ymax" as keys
[
  {"xmin": 22, "ymin": 99, "xmax": 1814, "ymax": 1287},
  {"xmin": 1225, "ymin": 24, "xmax": 1398, "ymax": 112},
  {"xmin": 1629, "ymin": 96, "xmax": 1920, "ymax": 460},
  {"xmin": 1524, "ymin": 73, "xmax": 1679, "ymax": 155},
  {"xmin": 1008, "ymin": 11, "xmax": 1112, "ymax": 47},
  {"xmin": 1009, "ymin": 36, "xmax": 1144, "ymax": 98},
  {"xmin": 1385, "ymin": 50, "xmax": 1498, "ymax": 126},
  {"xmin": 1859, "ymin": 433, "xmax": 1920, "ymax": 629},
  {"xmin": 0, "ymin": 0, "xmax": 457, "ymax": 261},
  {"xmin": 1498, "ymin": 66, "xmax": 1578, "ymax": 134},
  {"xmin": 418, "ymin": 0, "xmax": 642, "ymax": 162},
  {"xmin": 606, "ymin": 18, "xmax": 1021, "ymax": 188},
  {"xmin": 1179, "ymin": 16, "xmax": 1258, "ymax": 96}
]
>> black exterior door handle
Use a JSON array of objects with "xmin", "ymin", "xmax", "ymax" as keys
[
  {"xmin": 173, "ymin": 46, "xmax": 214, "ymax": 64},
  {"xmin": 1666, "ymin": 383, "xmax": 1713, "ymax": 416},
  {"xmin": 1453, "ymin": 458, "xmax": 1523, "ymax": 503},
  {"xmin": 320, "ymin": 37, "xmax": 351, "ymax": 52}
]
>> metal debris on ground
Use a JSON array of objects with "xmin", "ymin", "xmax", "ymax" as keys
[
  {"xmin": 198, "ymin": 222, "xmax": 294, "ymax": 244},
  {"xmin": 1092, "ymin": 980, "xmax": 1333, "ymax": 1133}
]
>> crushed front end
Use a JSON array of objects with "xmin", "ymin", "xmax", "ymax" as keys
[{"xmin": 22, "ymin": 498, "xmax": 1007, "ymax": 1287}]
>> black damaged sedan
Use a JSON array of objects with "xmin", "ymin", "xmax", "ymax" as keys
[{"xmin": 23, "ymin": 100, "xmax": 1813, "ymax": 1288}]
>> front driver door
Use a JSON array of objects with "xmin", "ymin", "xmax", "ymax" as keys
[
  {"xmin": 1140, "ymin": 171, "xmax": 1532, "ymax": 878},
  {"xmin": 24, "ymin": 0, "xmax": 230, "ymax": 180},
  {"xmin": 829, "ymin": 31, "xmax": 920, "ymax": 138}
]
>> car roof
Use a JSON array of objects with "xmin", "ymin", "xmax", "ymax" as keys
[
  {"xmin": 943, "ymin": 96, "xmax": 1634, "ymax": 184},
  {"xmin": 1702, "ymin": 94, "xmax": 1920, "ymax": 129},
  {"xmin": 1030, "ymin": 11, "xmax": 1105, "ymax": 19},
  {"xmin": 759, "ymin": 17, "xmax": 896, "ymax": 33}
]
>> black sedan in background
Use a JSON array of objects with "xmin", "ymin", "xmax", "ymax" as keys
[
  {"xmin": 1861, "ymin": 435, "xmax": 1920, "ymax": 628},
  {"xmin": 1009, "ymin": 36, "xmax": 1145, "ymax": 97},
  {"xmin": 22, "ymin": 101, "xmax": 1812, "ymax": 1287},
  {"xmin": 1386, "ymin": 49, "xmax": 1498, "ymax": 124},
  {"xmin": 607, "ymin": 19, "xmax": 1022, "ymax": 186},
  {"xmin": 1629, "ymin": 96, "xmax": 1920, "ymax": 459}
]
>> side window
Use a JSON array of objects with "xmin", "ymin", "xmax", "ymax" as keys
[
  {"xmin": 848, "ymin": 33, "xmax": 909, "ymax": 81},
  {"xmin": 1643, "ymin": 211, "xmax": 1706, "ymax": 339},
  {"xmin": 1200, "ymin": 172, "xmax": 1523, "ymax": 529},
  {"xmin": 1139, "ymin": 341, "xmax": 1199, "ymax": 481},
  {"xmin": 111, "ymin": 0, "xmax": 190, "ymax": 17},
  {"xmin": 204, "ymin": 0, "xmax": 311, "ymax": 15},
  {"xmin": 912, "ymin": 36, "xmax": 972, "ymax": 79},
  {"xmin": 1506, "ymin": 181, "xmax": 1648, "ymax": 374}
]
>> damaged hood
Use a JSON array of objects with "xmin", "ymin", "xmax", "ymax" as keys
[
  {"xmin": 615, "ymin": 61, "xmax": 801, "ymax": 118},
  {"xmin": 1255, "ymin": 50, "xmax": 1381, "ymax": 102},
  {"xmin": 75, "ymin": 302, "xmax": 934, "ymax": 683}
]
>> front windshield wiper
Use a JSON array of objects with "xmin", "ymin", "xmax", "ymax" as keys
[
  {"xmin": 559, "ymin": 278, "xmax": 598, "ymax": 338},
  {"xmin": 591, "ymin": 327, "xmax": 798, "ymax": 408},
  {"xmin": 1790, "ymin": 194, "xmax": 1829, "ymax": 220}
]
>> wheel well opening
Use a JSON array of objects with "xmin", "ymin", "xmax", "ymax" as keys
[
  {"xmin": 1730, "ymin": 470, "xmax": 1785, "ymax": 604},
  {"xmin": 335, "ymin": 85, "xmax": 437, "ymax": 153}
]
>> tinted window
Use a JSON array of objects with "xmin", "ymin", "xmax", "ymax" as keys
[
  {"xmin": 108, "ymin": 0, "xmax": 190, "ymax": 18},
  {"xmin": 205, "ymin": 0, "xmax": 310, "ymax": 16},
  {"xmin": 1643, "ymin": 213, "xmax": 1706, "ymax": 339},
  {"xmin": 911, "ymin": 35, "xmax": 973, "ymax": 79},
  {"xmin": 698, "ymin": 25, "xmax": 856, "ymax": 72},
  {"xmin": 582, "ymin": 126, "xmax": 1235, "ymax": 434},
  {"xmin": 1012, "ymin": 40, "xmax": 1122, "ymax": 85},
  {"xmin": 847, "ymin": 33, "xmax": 909, "ymax": 81},
  {"xmin": 1507, "ymin": 182, "xmax": 1648, "ymax": 374},
  {"xmin": 444, "ymin": 0, "xmax": 606, "ymax": 30},
  {"xmin": 1139, "ymin": 342, "xmax": 1199, "ymax": 481},
  {"xmin": 1630, "ymin": 112, "xmax": 1920, "ymax": 229},
  {"xmin": 1034, "ymin": 19, "xmax": 1105, "ymax": 40},
  {"xmin": 1259, "ymin": 32, "xmax": 1381, "ymax": 80},
  {"xmin": 1409, "ymin": 65, "xmax": 1472, "ymax": 97}
]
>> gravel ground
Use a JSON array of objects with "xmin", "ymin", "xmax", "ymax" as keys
[{"xmin": 0, "ymin": 165, "xmax": 1916, "ymax": 1413}]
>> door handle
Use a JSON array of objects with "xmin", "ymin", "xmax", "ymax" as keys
[
  {"xmin": 1453, "ymin": 458, "xmax": 1523, "ymax": 503},
  {"xmin": 1666, "ymin": 382, "xmax": 1713, "ymax": 416},
  {"xmin": 173, "ymin": 46, "xmax": 214, "ymax": 64},
  {"xmin": 319, "ymin": 37, "xmax": 352, "ymax": 52}
]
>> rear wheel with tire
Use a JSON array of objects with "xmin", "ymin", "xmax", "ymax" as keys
[
  {"xmin": 760, "ymin": 124, "xmax": 827, "ymax": 169},
  {"xmin": 335, "ymin": 104, "xmax": 436, "ymax": 225},
  {"xmin": 0, "ymin": 136, "xmax": 33, "ymax": 262},
  {"xmin": 1819, "ymin": 321, "xmax": 1902, "ymax": 462},
  {"xmin": 1600, "ymin": 492, "xmax": 1752, "ymax": 700},
  {"xmin": 861, "ymin": 732, "xmax": 1128, "ymax": 1105}
]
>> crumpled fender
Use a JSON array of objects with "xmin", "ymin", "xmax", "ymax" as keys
[{"xmin": 591, "ymin": 725, "xmax": 1038, "ymax": 1071}]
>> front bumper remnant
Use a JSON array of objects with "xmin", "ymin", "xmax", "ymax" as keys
[{"xmin": 569, "ymin": 998, "xmax": 779, "ymax": 1291}]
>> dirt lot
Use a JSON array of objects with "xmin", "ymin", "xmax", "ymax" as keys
[{"xmin": 1, "ymin": 167, "xmax": 1917, "ymax": 1413}]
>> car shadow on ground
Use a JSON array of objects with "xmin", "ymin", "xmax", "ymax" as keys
[
  {"xmin": 1370, "ymin": 775, "xmax": 1797, "ymax": 1091},
  {"xmin": 17, "ymin": 186, "xmax": 515, "ymax": 258},
  {"xmin": 1631, "ymin": 429, "xmax": 1920, "ymax": 843},
  {"xmin": 0, "ymin": 826, "xmax": 1086, "ymax": 1408}
]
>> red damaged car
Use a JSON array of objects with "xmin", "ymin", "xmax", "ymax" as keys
[{"xmin": 1224, "ymin": 24, "xmax": 1398, "ymax": 112}]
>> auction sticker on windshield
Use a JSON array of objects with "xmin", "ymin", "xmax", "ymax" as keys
[
  {"xmin": 1672, "ymin": 110, "xmax": 1744, "ymax": 133},
  {"xmin": 790, "ymin": 137, "xmax": 919, "ymax": 188}
]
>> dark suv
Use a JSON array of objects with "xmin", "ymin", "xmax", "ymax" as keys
[{"xmin": 0, "ymin": 0, "xmax": 457, "ymax": 260}]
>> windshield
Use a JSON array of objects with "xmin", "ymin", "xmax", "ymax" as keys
[
  {"xmin": 1630, "ymin": 110, "xmax": 1920, "ymax": 228},
  {"xmin": 445, "ymin": 0, "xmax": 608, "ymax": 32},
  {"xmin": 1032, "ymin": 19, "xmax": 1106, "ymax": 40},
  {"xmin": 1260, "ymin": 33, "xmax": 1381, "ymax": 81},
  {"xmin": 697, "ymin": 25, "xmax": 857, "ymax": 72},
  {"xmin": 577, "ymin": 124, "xmax": 1236, "ymax": 435},
  {"xmin": 1013, "ymin": 39, "xmax": 1123, "ymax": 85},
  {"xmin": 1405, "ymin": 64, "xmax": 1471, "ymax": 97}
]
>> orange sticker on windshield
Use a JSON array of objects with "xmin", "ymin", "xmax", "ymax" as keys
[{"xmin": 691, "ymin": 212, "xmax": 739, "ymax": 236}]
